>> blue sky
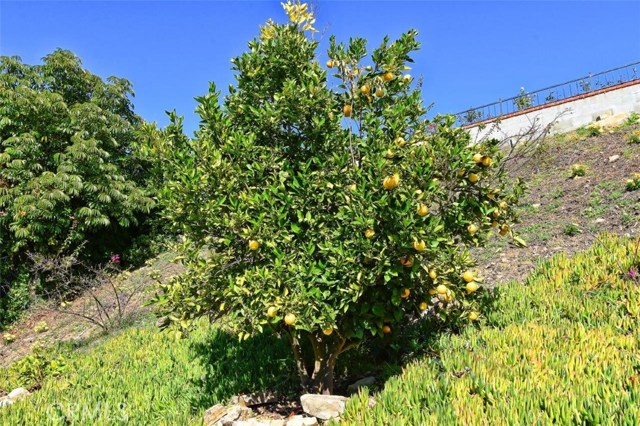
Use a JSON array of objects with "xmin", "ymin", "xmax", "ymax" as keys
[{"xmin": 1, "ymin": 1, "xmax": 639, "ymax": 135}]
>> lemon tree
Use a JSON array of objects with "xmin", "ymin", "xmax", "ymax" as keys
[{"xmin": 151, "ymin": 1, "xmax": 523, "ymax": 394}]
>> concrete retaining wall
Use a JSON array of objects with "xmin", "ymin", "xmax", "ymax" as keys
[{"xmin": 465, "ymin": 80, "xmax": 640, "ymax": 142}]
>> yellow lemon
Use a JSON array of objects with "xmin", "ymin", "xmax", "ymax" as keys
[
  {"xmin": 401, "ymin": 288, "xmax": 411, "ymax": 299},
  {"xmin": 468, "ymin": 173, "xmax": 479, "ymax": 184},
  {"xmin": 383, "ymin": 174, "xmax": 400, "ymax": 190},
  {"xmin": 473, "ymin": 153, "xmax": 483, "ymax": 163},
  {"xmin": 249, "ymin": 240, "xmax": 260, "ymax": 251},
  {"xmin": 284, "ymin": 313, "xmax": 297, "ymax": 326},
  {"xmin": 462, "ymin": 271, "xmax": 475, "ymax": 283},
  {"xmin": 465, "ymin": 281, "xmax": 479, "ymax": 294},
  {"xmin": 417, "ymin": 203, "xmax": 429, "ymax": 216},
  {"xmin": 436, "ymin": 284, "xmax": 448, "ymax": 295},
  {"xmin": 469, "ymin": 311, "xmax": 479, "ymax": 321},
  {"xmin": 343, "ymin": 104, "xmax": 352, "ymax": 117},
  {"xmin": 364, "ymin": 228, "xmax": 375, "ymax": 239},
  {"xmin": 413, "ymin": 240, "xmax": 426, "ymax": 252},
  {"xmin": 467, "ymin": 224, "xmax": 478, "ymax": 235},
  {"xmin": 361, "ymin": 84, "xmax": 370, "ymax": 95}
]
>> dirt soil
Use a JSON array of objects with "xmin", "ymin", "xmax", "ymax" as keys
[
  {"xmin": 476, "ymin": 126, "xmax": 640, "ymax": 285},
  {"xmin": 0, "ymin": 252, "xmax": 183, "ymax": 368}
]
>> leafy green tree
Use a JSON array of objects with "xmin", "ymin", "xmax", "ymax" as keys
[
  {"xmin": 0, "ymin": 49, "xmax": 154, "ymax": 325},
  {"xmin": 152, "ymin": 2, "xmax": 523, "ymax": 394}
]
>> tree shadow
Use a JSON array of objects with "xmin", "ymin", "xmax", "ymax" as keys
[
  {"xmin": 334, "ymin": 289, "xmax": 502, "ymax": 394},
  {"xmin": 188, "ymin": 328, "xmax": 299, "ymax": 412}
]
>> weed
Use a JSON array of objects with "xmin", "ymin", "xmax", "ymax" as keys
[
  {"xmin": 569, "ymin": 163, "xmax": 587, "ymax": 177},
  {"xmin": 562, "ymin": 223, "xmax": 582, "ymax": 236},
  {"xmin": 626, "ymin": 130, "xmax": 640, "ymax": 144}
]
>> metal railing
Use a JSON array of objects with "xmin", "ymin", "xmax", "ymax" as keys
[{"xmin": 454, "ymin": 61, "xmax": 640, "ymax": 127}]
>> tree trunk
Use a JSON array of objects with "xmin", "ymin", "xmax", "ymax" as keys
[{"xmin": 288, "ymin": 330, "xmax": 355, "ymax": 395}]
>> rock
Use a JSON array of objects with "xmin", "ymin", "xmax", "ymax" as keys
[
  {"xmin": 155, "ymin": 316, "xmax": 171, "ymax": 329},
  {"xmin": 204, "ymin": 404, "xmax": 228, "ymax": 425},
  {"xmin": 531, "ymin": 203, "xmax": 541, "ymax": 209},
  {"xmin": 347, "ymin": 376, "xmax": 376, "ymax": 394},
  {"xmin": 608, "ymin": 155, "xmax": 620, "ymax": 163},
  {"xmin": 220, "ymin": 406, "xmax": 253, "ymax": 426},
  {"xmin": 8, "ymin": 387, "xmax": 30, "ymax": 401},
  {"xmin": 594, "ymin": 218, "xmax": 606, "ymax": 224},
  {"xmin": 0, "ymin": 397, "xmax": 14, "ymax": 407},
  {"xmin": 204, "ymin": 404, "xmax": 252, "ymax": 426},
  {"xmin": 286, "ymin": 415, "xmax": 319, "ymax": 426},
  {"xmin": 300, "ymin": 394, "xmax": 347, "ymax": 420},
  {"xmin": 237, "ymin": 391, "xmax": 278, "ymax": 407},
  {"xmin": 233, "ymin": 419, "xmax": 285, "ymax": 426}
]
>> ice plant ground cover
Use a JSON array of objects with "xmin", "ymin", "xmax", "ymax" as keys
[{"xmin": 1, "ymin": 234, "xmax": 638, "ymax": 425}]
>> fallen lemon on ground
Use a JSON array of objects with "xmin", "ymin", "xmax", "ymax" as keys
[{"xmin": 249, "ymin": 240, "xmax": 260, "ymax": 251}]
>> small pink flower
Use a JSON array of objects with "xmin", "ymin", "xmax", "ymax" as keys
[
  {"xmin": 629, "ymin": 268, "xmax": 637, "ymax": 278},
  {"xmin": 110, "ymin": 254, "xmax": 121, "ymax": 264}
]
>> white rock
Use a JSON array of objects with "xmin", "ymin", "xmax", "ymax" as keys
[
  {"xmin": 300, "ymin": 394, "xmax": 348, "ymax": 420},
  {"xmin": 608, "ymin": 155, "xmax": 620, "ymax": 163},
  {"xmin": 594, "ymin": 218, "xmax": 606, "ymax": 224},
  {"xmin": 233, "ymin": 419, "xmax": 285, "ymax": 426},
  {"xmin": 219, "ymin": 406, "xmax": 253, "ymax": 426},
  {"xmin": 204, "ymin": 404, "xmax": 252, "ymax": 426},
  {"xmin": 0, "ymin": 397, "xmax": 15, "ymax": 407},
  {"xmin": 286, "ymin": 415, "xmax": 319, "ymax": 426},
  {"xmin": 347, "ymin": 376, "xmax": 376, "ymax": 393},
  {"xmin": 237, "ymin": 391, "xmax": 278, "ymax": 407},
  {"xmin": 8, "ymin": 387, "xmax": 30, "ymax": 401}
]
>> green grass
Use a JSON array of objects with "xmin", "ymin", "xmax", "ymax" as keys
[{"xmin": 337, "ymin": 234, "xmax": 640, "ymax": 425}]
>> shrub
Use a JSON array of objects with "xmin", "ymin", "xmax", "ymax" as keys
[
  {"xmin": 2, "ymin": 333, "xmax": 16, "ymax": 344},
  {"xmin": 33, "ymin": 321, "xmax": 49, "ymax": 334},
  {"xmin": 626, "ymin": 129, "xmax": 640, "ymax": 144},
  {"xmin": 626, "ymin": 173, "xmax": 640, "ymax": 191},
  {"xmin": 0, "ymin": 50, "xmax": 156, "ymax": 327},
  {"xmin": 569, "ymin": 163, "xmax": 587, "ymax": 177},
  {"xmin": 624, "ymin": 111, "xmax": 639, "ymax": 127},
  {"xmin": 150, "ymin": 2, "xmax": 524, "ymax": 394}
]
